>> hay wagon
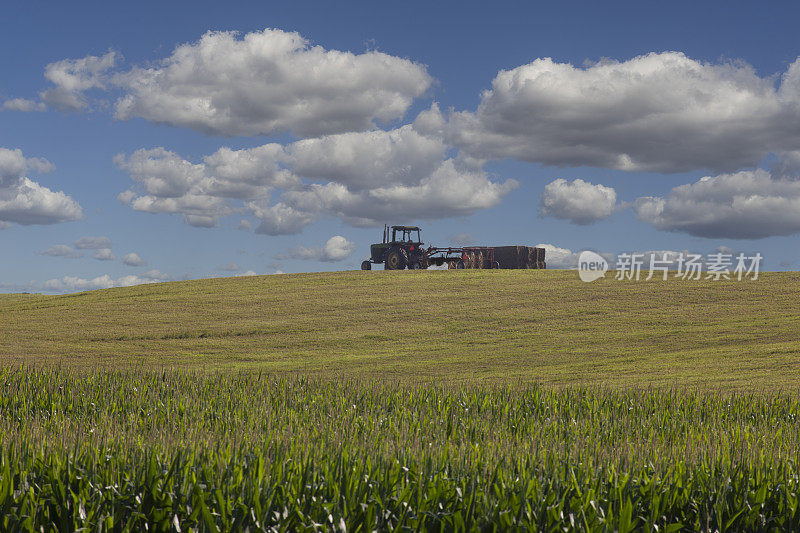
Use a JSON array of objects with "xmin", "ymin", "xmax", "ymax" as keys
[{"xmin": 360, "ymin": 225, "xmax": 546, "ymax": 270}]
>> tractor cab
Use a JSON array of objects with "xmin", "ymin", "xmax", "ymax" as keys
[{"xmin": 389, "ymin": 225, "xmax": 422, "ymax": 245}]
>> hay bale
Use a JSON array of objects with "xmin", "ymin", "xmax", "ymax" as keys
[
  {"xmin": 526, "ymin": 247, "xmax": 537, "ymax": 266},
  {"xmin": 493, "ymin": 246, "xmax": 524, "ymax": 269},
  {"xmin": 491, "ymin": 246, "xmax": 546, "ymax": 269}
]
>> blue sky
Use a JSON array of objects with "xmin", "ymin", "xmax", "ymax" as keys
[{"xmin": 2, "ymin": 1, "xmax": 800, "ymax": 292}]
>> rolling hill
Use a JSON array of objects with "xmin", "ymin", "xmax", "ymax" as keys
[{"xmin": 2, "ymin": 269, "xmax": 799, "ymax": 390}]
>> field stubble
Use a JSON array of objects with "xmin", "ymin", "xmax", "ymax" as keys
[{"xmin": 1, "ymin": 270, "xmax": 800, "ymax": 390}]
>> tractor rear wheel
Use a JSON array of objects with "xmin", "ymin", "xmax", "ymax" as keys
[
  {"xmin": 361, "ymin": 260, "xmax": 372, "ymax": 270},
  {"xmin": 384, "ymin": 248, "xmax": 408, "ymax": 270}
]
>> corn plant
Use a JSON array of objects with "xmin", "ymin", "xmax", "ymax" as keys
[{"xmin": 0, "ymin": 367, "xmax": 799, "ymax": 531}]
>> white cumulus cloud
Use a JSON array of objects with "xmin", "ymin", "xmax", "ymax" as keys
[
  {"xmin": 0, "ymin": 148, "xmax": 54, "ymax": 186},
  {"xmin": 248, "ymin": 201, "xmax": 316, "ymax": 235},
  {"xmin": 37, "ymin": 244, "xmax": 83, "ymax": 259},
  {"xmin": 0, "ymin": 148, "xmax": 82, "ymax": 226},
  {"xmin": 540, "ymin": 178, "xmax": 617, "ymax": 224},
  {"xmin": 2, "ymin": 98, "xmax": 45, "ymax": 112},
  {"xmin": 115, "ymin": 145, "xmax": 297, "ymax": 227},
  {"xmin": 282, "ymin": 235, "xmax": 357, "ymax": 262},
  {"xmin": 286, "ymin": 125, "xmax": 445, "ymax": 190},
  {"xmin": 447, "ymin": 52, "xmax": 800, "ymax": 173},
  {"xmin": 111, "ymin": 29, "xmax": 432, "ymax": 137},
  {"xmin": 275, "ymin": 158, "xmax": 517, "ymax": 230},
  {"xmin": 40, "ymin": 51, "xmax": 117, "ymax": 111},
  {"xmin": 121, "ymin": 252, "xmax": 147, "ymax": 266},
  {"xmin": 635, "ymin": 168, "xmax": 800, "ymax": 239},
  {"xmin": 535, "ymin": 244, "xmax": 616, "ymax": 269},
  {"xmin": 117, "ymin": 126, "xmax": 516, "ymax": 233},
  {"xmin": 73, "ymin": 236, "xmax": 112, "ymax": 249},
  {"xmin": 535, "ymin": 244, "xmax": 583, "ymax": 269},
  {"xmin": 0, "ymin": 178, "xmax": 83, "ymax": 226},
  {"xmin": 40, "ymin": 269, "xmax": 169, "ymax": 293},
  {"xmin": 92, "ymin": 248, "xmax": 115, "ymax": 261}
]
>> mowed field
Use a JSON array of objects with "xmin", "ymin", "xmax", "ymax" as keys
[{"xmin": 2, "ymin": 269, "xmax": 799, "ymax": 389}]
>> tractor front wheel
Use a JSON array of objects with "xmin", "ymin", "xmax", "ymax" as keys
[
  {"xmin": 361, "ymin": 260, "xmax": 372, "ymax": 270},
  {"xmin": 384, "ymin": 248, "xmax": 408, "ymax": 270}
]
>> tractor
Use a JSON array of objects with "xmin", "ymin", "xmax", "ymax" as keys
[
  {"xmin": 360, "ymin": 224, "xmax": 546, "ymax": 271},
  {"xmin": 361, "ymin": 225, "xmax": 429, "ymax": 270}
]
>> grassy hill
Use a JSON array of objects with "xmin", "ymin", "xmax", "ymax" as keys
[{"xmin": 2, "ymin": 269, "xmax": 799, "ymax": 390}]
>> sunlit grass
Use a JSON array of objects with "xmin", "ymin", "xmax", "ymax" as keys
[{"xmin": 1, "ymin": 270, "xmax": 799, "ymax": 390}]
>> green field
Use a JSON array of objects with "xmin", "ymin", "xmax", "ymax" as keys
[
  {"xmin": 2, "ymin": 270, "xmax": 800, "ymax": 530},
  {"xmin": 2, "ymin": 269, "xmax": 799, "ymax": 389},
  {"xmin": 2, "ymin": 368, "xmax": 800, "ymax": 531}
]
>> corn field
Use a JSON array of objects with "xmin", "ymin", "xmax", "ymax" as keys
[{"xmin": 1, "ymin": 367, "xmax": 799, "ymax": 531}]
